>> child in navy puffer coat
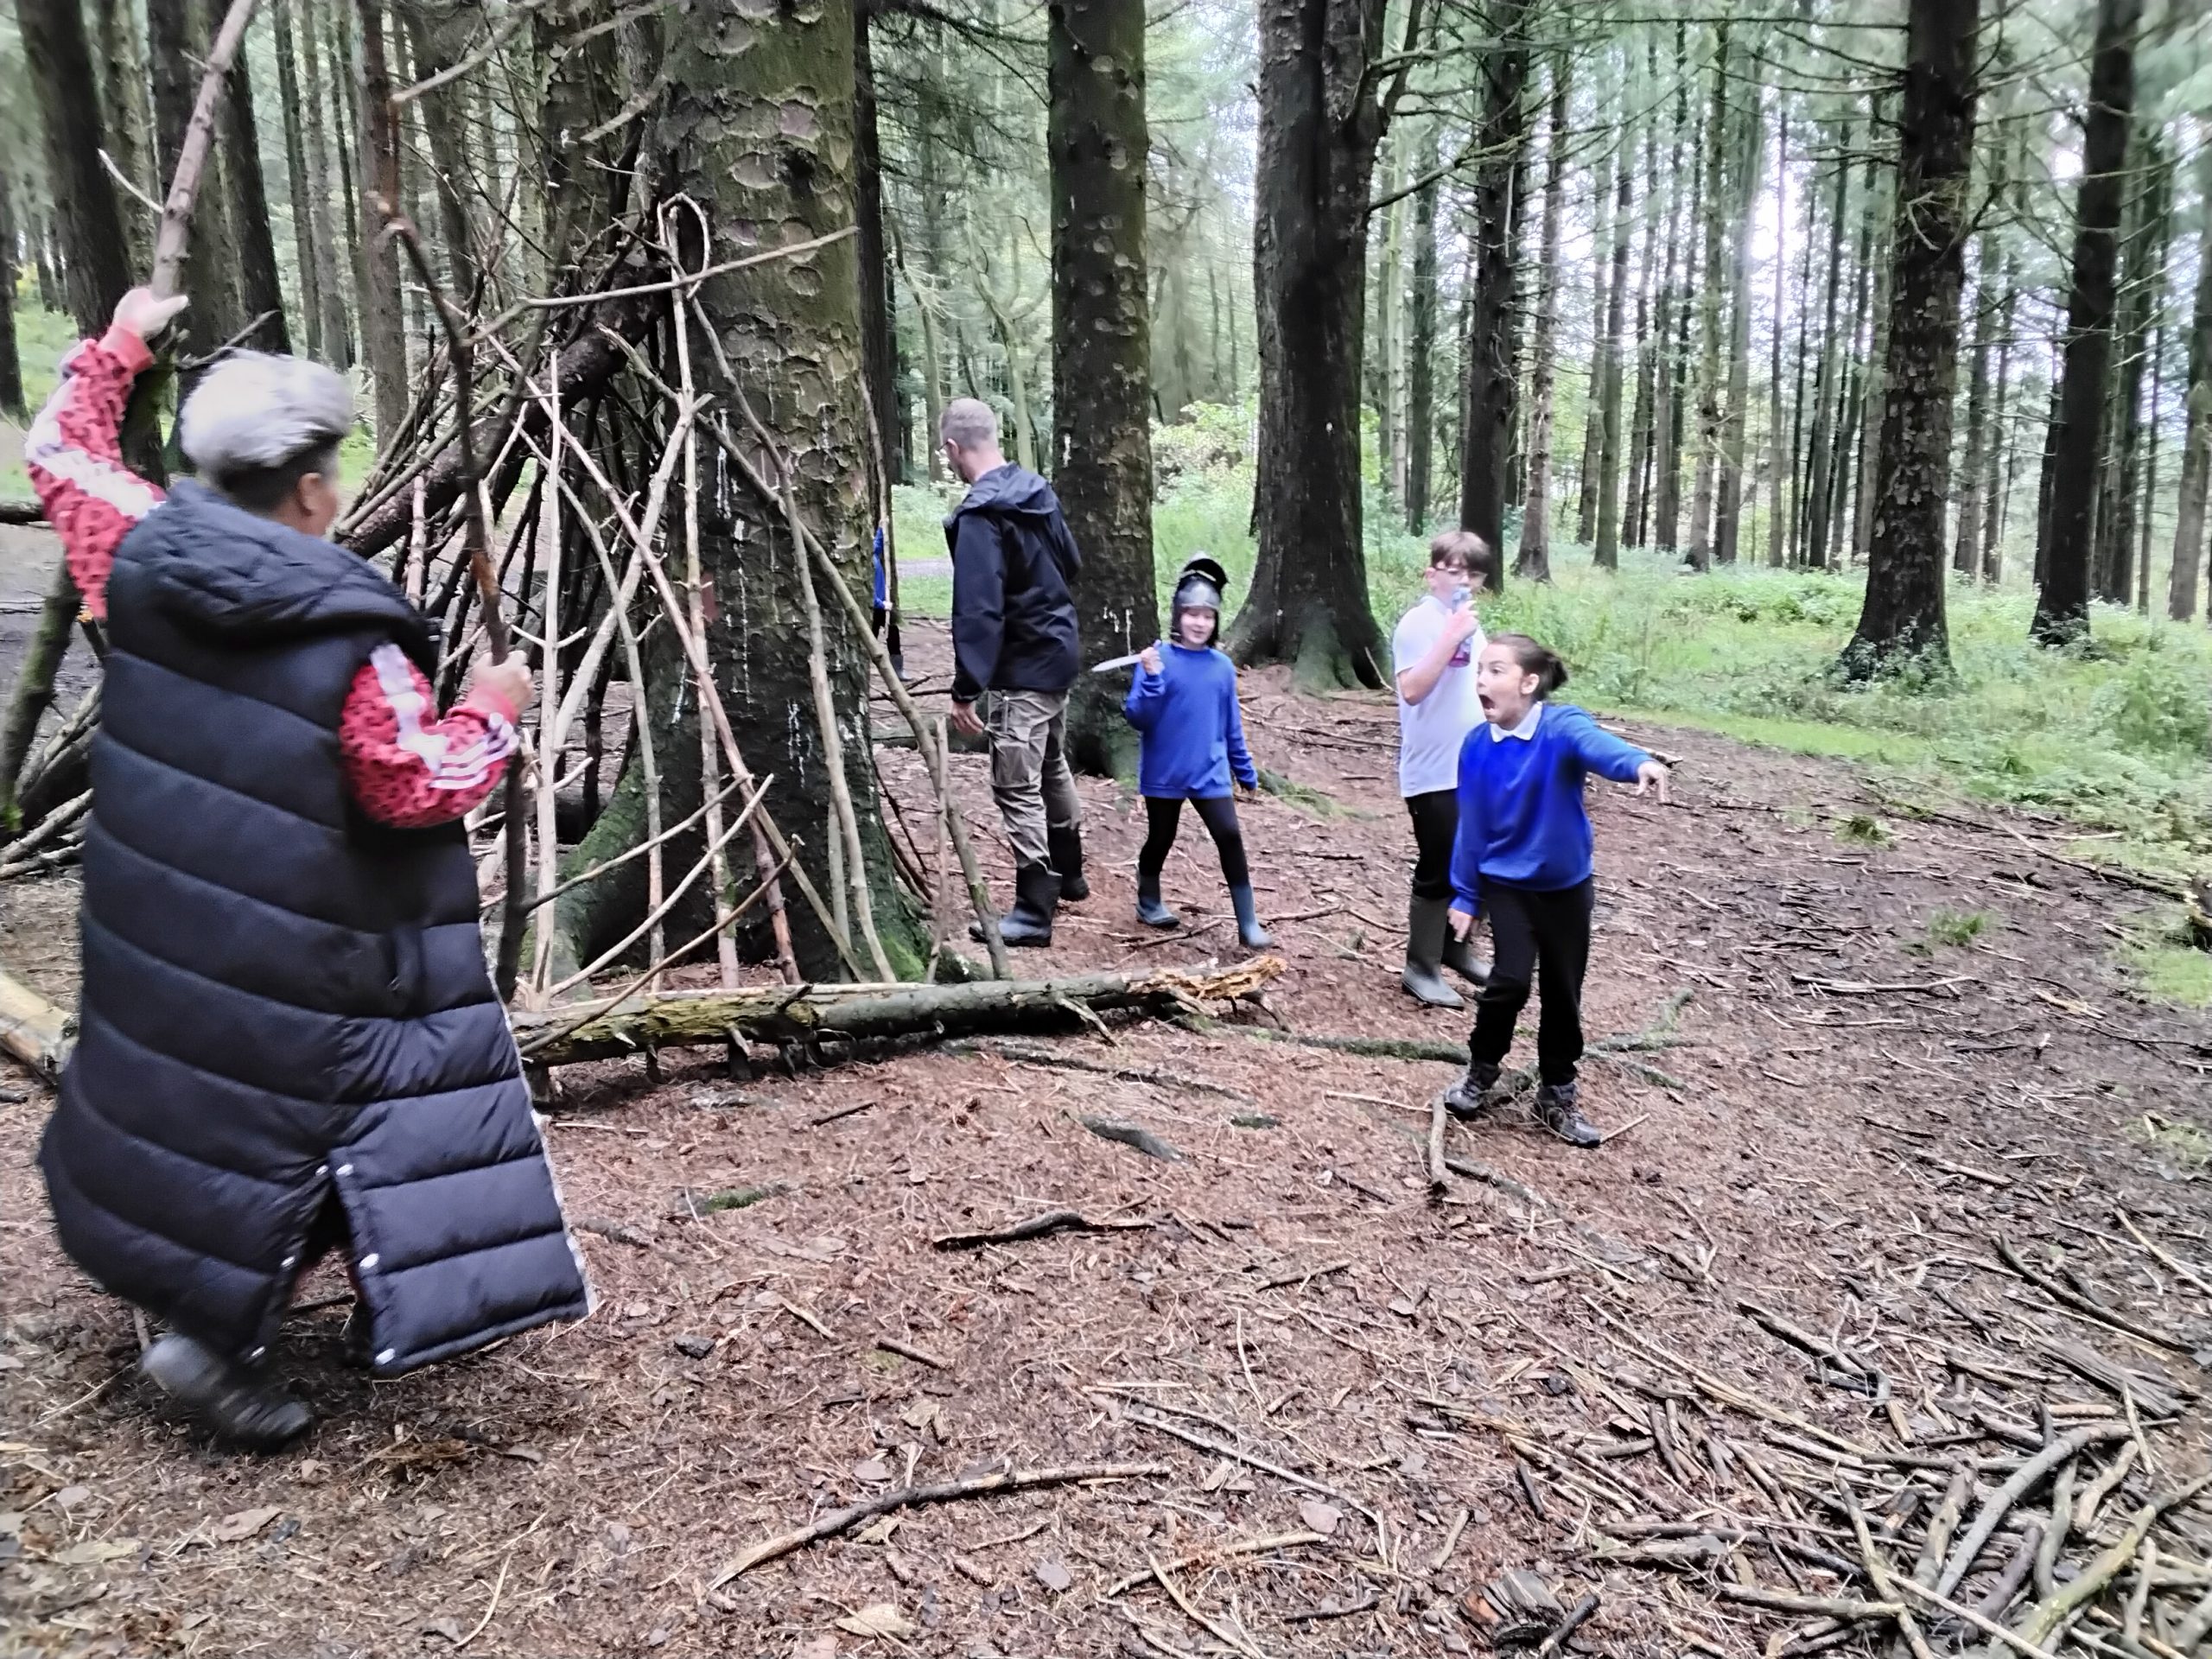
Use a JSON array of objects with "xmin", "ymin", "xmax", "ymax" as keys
[{"xmin": 1122, "ymin": 558, "xmax": 1271, "ymax": 950}]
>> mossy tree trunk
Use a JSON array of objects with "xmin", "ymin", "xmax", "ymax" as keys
[
  {"xmin": 1052, "ymin": 0, "xmax": 1155, "ymax": 779},
  {"xmin": 562, "ymin": 0, "xmax": 926, "ymax": 985}
]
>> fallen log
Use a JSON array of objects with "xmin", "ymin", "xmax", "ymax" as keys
[{"xmin": 1, "ymin": 958, "xmax": 1281, "ymax": 1080}]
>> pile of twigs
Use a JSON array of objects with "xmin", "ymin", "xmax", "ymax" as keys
[{"xmin": 1421, "ymin": 1230, "xmax": 2212, "ymax": 1659}]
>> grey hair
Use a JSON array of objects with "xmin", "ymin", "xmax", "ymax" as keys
[
  {"xmin": 178, "ymin": 352, "xmax": 353, "ymax": 511},
  {"xmin": 938, "ymin": 397, "xmax": 999, "ymax": 451}
]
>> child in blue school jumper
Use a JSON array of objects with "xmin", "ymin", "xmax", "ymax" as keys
[
  {"xmin": 1443, "ymin": 634, "xmax": 1670, "ymax": 1148},
  {"xmin": 1122, "ymin": 558, "xmax": 1272, "ymax": 950}
]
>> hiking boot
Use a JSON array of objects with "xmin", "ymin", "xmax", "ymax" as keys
[
  {"xmin": 1442, "ymin": 1060, "xmax": 1502, "ymax": 1121},
  {"xmin": 141, "ymin": 1332, "xmax": 313, "ymax": 1452},
  {"xmin": 1047, "ymin": 824, "xmax": 1088, "ymax": 903},
  {"xmin": 1229, "ymin": 884, "xmax": 1273, "ymax": 950},
  {"xmin": 973, "ymin": 861, "xmax": 1060, "ymax": 949},
  {"xmin": 1135, "ymin": 874, "xmax": 1179, "ymax": 930},
  {"xmin": 1402, "ymin": 896, "xmax": 1463, "ymax": 1008},
  {"xmin": 1534, "ymin": 1081, "xmax": 1603, "ymax": 1149}
]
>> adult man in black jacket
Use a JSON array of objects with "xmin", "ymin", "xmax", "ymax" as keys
[{"xmin": 941, "ymin": 397, "xmax": 1086, "ymax": 945}]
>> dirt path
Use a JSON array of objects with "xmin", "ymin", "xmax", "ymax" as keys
[{"xmin": 3, "ymin": 626, "xmax": 2209, "ymax": 1658}]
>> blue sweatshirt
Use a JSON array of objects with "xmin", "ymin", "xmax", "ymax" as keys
[
  {"xmin": 1450, "ymin": 702, "xmax": 1651, "ymax": 913},
  {"xmin": 1123, "ymin": 642, "xmax": 1257, "ymax": 798}
]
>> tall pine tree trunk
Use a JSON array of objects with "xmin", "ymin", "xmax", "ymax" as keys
[
  {"xmin": 2031, "ymin": 0, "xmax": 2139, "ymax": 645},
  {"xmin": 354, "ymin": 0, "xmax": 411, "ymax": 444},
  {"xmin": 16, "ymin": 0, "xmax": 135, "ymax": 336},
  {"xmin": 2169, "ymin": 145, "xmax": 2212, "ymax": 622},
  {"xmin": 1713, "ymin": 81, "xmax": 1762, "ymax": 565},
  {"xmin": 1574, "ymin": 137, "xmax": 1613, "ymax": 543},
  {"xmin": 1052, "ymin": 0, "xmax": 1156, "ymax": 775},
  {"xmin": 1850, "ymin": 173, "xmax": 1896, "ymax": 565},
  {"xmin": 1515, "ymin": 54, "xmax": 1567, "ymax": 582},
  {"xmin": 1952, "ymin": 223, "xmax": 1999, "ymax": 575},
  {"xmin": 1684, "ymin": 25, "xmax": 1731, "ymax": 570},
  {"xmin": 1455, "ymin": 0, "xmax": 1531, "ymax": 585},
  {"xmin": 1624, "ymin": 30, "xmax": 1664, "ymax": 550},
  {"xmin": 274, "ymin": 0, "xmax": 325, "ymax": 357},
  {"xmin": 1229, "ymin": 0, "xmax": 1400, "ymax": 681},
  {"xmin": 2094, "ymin": 126, "xmax": 2164, "ymax": 607},
  {"xmin": 1981, "ymin": 245, "xmax": 2018, "ymax": 582},
  {"xmin": 302, "ymin": 0, "xmax": 355, "ymax": 363},
  {"xmin": 90, "ymin": 0, "xmax": 155, "ymax": 273},
  {"xmin": 855, "ymin": 3, "xmax": 900, "ymax": 485},
  {"xmin": 1841, "ymin": 0, "xmax": 1979, "ymax": 678},
  {"xmin": 1373, "ymin": 140, "xmax": 1404, "ymax": 509},
  {"xmin": 1591, "ymin": 111, "xmax": 1634, "ymax": 569},
  {"xmin": 1764, "ymin": 99, "xmax": 1789, "ymax": 567},
  {"xmin": 219, "ymin": 6, "xmax": 290, "ymax": 350},
  {"xmin": 1646, "ymin": 23, "xmax": 1690, "ymax": 551},
  {"xmin": 1800, "ymin": 117, "xmax": 1854, "ymax": 569},
  {"xmin": 1405, "ymin": 124, "xmax": 1440, "ymax": 531},
  {"xmin": 1824, "ymin": 143, "xmax": 1882, "ymax": 569},
  {"xmin": 0, "ymin": 164, "xmax": 23, "ymax": 418}
]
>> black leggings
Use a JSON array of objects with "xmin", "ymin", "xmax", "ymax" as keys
[
  {"xmin": 1405, "ymin": 788, "xmax": 1459, "ymax": 902},
  {"xmin": 1139, "ymin": 796, "xmax": 1249, "ymax": 888},
  {"xmin": 1469, "ymin": 880, "xmax": 1594, "ymax": 1085}
]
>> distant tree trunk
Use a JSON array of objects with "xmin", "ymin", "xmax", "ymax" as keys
[
  {"xmin": 1372, "ymin": 139, "xmax": 1404, "ymax": 509},
  {"xmin": 1592, "ymin": 113, "xmax": 1635, "ymax": 569},
  {"xmin": 1800, "ymin": 118, "xmax": 1854, "ymax": 569},
  {"xmin": 1233, "ymin": 0, "xmax": 1402, "ymax": 680},
  {"xmin": 2031, "ymin": 0, "xmax": 2139, "ymax": 646},
  {"xmin": 1850, "ymin": 176, "xmax": 1895, "ymax": 566},
  {"xmin": 1624, "ymin": 31, "xmax": 1663, "ymax": 550},
  {"xmin": 1454, "ymin": 0, "xmax": 1532, "ymax": 588},
  {"xmin": 1952, "ymin": 225, "xmax": 1999, "ymax": 576},
  {"xmin": 1764, "ymin": 99, "xmax": 1789, "ymax": 566},
  {"xmin": 303, "ymin": 0, "xmax": 354, "ymax": 363},
  {"xmin": 402, "ymin": 2, "xmax": 484, "ymax": 299},
  {"xmin": 16, "ymin": 0, "xmax": 137, "ymax": 337},
  {"xmin": 1574, "ymin": 139, "xmax": 1614, "ymax": 544},
  {"xmin": 855, "ymin": 3, "xmax": 901, "ymax": 486},
  {"xmin": 1515, "ymin": 54, "xmax": 1568, "ymax": 582},
  {"xmin": 1713, "ymin": 82, "xmax": 1763, "ymax": 565},
  {"xmin": 149, "ymin": 0, "xmax": 245, "ymax": 352},
  {"xmin": 354, "ymin": 0, "xmax": 410, "ymax": 444},
  {"xmin": 90, "ymin": 0, "xmax": 156, "ymax": 273},
  {"xmin": 1824, "ymin": 141, "xmax": 1882, "ymax": 569},
  {"xmin": 2169, "ymin": 147, "xmax": 2212, "ymax": 622},
  {"xmin": 1981, "ymin": 245, "xmax": 2018, "ymax": 582},
  {"xmin": 1646, "ymin": 24, "xmax": 1690, "ymax": 551},
  {"xmin": 33, "ymin": 209, "xmax": 62, "ymax": 312},
  {"xmin": 273, "ymin": 0, "xmax": 325, "ymax": 357},
  {"xmin": 1684, "ymin": 25, "xmax": 1732, "ymax": 570},
  {"xmin": 0, "ymin": 165, "xmax": 23, "ymax": 418},
  {"xmin": 2094, "ymin": 126, "xmax": 2165, "ymax": 607},
  {"xmin": 1840, "ymin": 0, "xmax": 1979, "ymax": 679},
  {"xmin": 1052, "ymin": 0, "xmax": 1155, "ymax": 776},
  {"xmin": 219, "ymin": 7, "xmax": 291, "ymax": 352},
  {"xmin": 1405, "ymin": 124, "xmax": 1440, "ymax": 531},
  {"xmin": 2034, "ymin": 376, "xmax": 2061, "ymax": 584},
  {"xmin": 2137, "ymin": 321, "xmax": 2160, "ymax": 614}
]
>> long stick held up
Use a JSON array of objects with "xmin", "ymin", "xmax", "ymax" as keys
[{"xmin": 149, "ymin": 0, "xmax": 264, "ymax": 297}]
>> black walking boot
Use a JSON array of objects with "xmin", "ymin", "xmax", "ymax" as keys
[
  {"xmin": 1534, "ymin": 1081, "xmax": 1603, "ymax": 1149},
  {"xmin": 1229, "ymin": 884, "xmax": 1273, "ymax": 950},
  {"xmin": 1047, "ymin": 824, "xmax": 1088, "ymax": 903},
  {"xmin": 1135, "ymin": 873, "xmax": 1179, "ymax": 930},
  {"xmin": 141, "ymin": 1332, "xmax": 314, "ymax": 1452},
  {"xmin": 1441, "ymin": 1059, "xmax": 1502, "ymax": 1121},
  {"xmin": 1402, "ymin": 897, "xmax": 1464, "ymax": 1008},
  {"xmin": 974, "ymin": 861, "xmax": 1061, "ymax": 948}
]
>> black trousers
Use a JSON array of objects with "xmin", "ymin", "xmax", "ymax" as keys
[
  {"xmin": 1406, "ymin": 789, "xmax": 1459, "ymax": 902},
  {"xmin": 1468, "ymin": 879, "xmax": 1594, "ymax": 1085},
  {"xmin": 1139, "ymin": 796, "xmax": 1249, "ymax": 888}
]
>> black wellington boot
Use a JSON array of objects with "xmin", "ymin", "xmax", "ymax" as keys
[
  {"xmin": 973, "ymin": 861, "xmax": 1061, "ymax": 948},
  {"xmin": 1441, "ymin": 1059, "xmax": 1502, "ymax": 1121},
  {"xmin": 141, "ymin": 1332, "xmax": 314, "ymax": 1452},
  {"xmin": 1047, "ymin": 824, "xmax": 1088, "ymax": 903},
  {"xmin": 1534, "ymin": 1081, "xmax": 1604, "ymax": 1148},
  {"xmin": 1402, "ymin": 896, "xmax": 1464, "ymax": 1009}
]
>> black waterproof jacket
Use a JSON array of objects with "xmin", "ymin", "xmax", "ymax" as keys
[
  {"xmin": 944, "ymin": 464, "xmax": 1082, "ymax": 701},
  {"xmin": 40, "ymin": 482, "xmax": 589, "ymax": 1376}
]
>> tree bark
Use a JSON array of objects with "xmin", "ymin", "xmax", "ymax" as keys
[
  {"xmin": 1574, "ymin": 137, "xmax": 1613, "ymax": 545},
  {"xmin": 1233, "ymin": 0, "xmax": 1402, "ymax": 681},
  {"xmin": 2032, "ymin": 0, "xmax": 2139, "ymax": 645},
  {"xmin": 1515, "ymin": 54, "xmax": 1567, "ymax": 582},
  {"xmin": 1684, "ymin": 25, "xmax": 1731, "ymax": 570},
  {"xmin": 1840, "ymin": 0, "xmax": 1979, "ymax": 679},
  {"xmin": 1952, "ymin": 223, "xmax": 1999, "ymax": 576},
  {"xmin": 1405, "ymin": 123, "xmax": 1440, "ymax": 532},
  {"xmin": 0, "ymin": 164, "xmax": 25, "ymax": 419},
  {"xmin": 1800, "ymin": 117, "xmax": 1854, "ymax": 569},
  {"xmin": 354, "ymin": 0, "xmax": 411, "ymax": 445},
  {"xmin": 1850, "ymin": 169, "xmax": 1896, "ymax": 567},
  {"xmin": 2094, "ymin": 124, "xmax": 2165, "ymax": 607},
  {"xmin": 581, "ymin": 0, "xmax": 927, "ymax": 981},
  {"xmin": 1455, "ymin": 0, "xmax": 1531, "ymax": 589},
  {"xmin": 1823, "ymin": 137, "xmax": 1882, "ymax": 569},
  {"xmin": 1592, "ymin": 109, "xmax": 1635, "ymax": 569},
  {"xmin": 17, "ymin": 0, "xmax": 137, "ymax": 336},
  {"xmin": 218, "ymin": 3, "xmax": 291, "ymax": 351},
  {"xmin": 2169, "ymin": 145, "xmax": 2212, "ymax": 623},
  {"xmin": 273, "ymin": 0, "xmax": 325, "ymax": 356},
  {"xmin": 1981, "ymin": 240, "xmax": 2018, "ymax": 583},
  {"xmin": 90, "ymin": 0, "xmax": 156, "ymax": 274},
  {"xmin": 1713, "ymin": 81, "xmax": 1761, "ymax": 566},
  {"xmin": 301, "ymin": 0, "xmax": 354, "ymax": 363},
  {"xmin": 401, "ymin": 1, "xmax": 484, "ymax": 301},
  {"xmin": 1051, "ymin": 0, "xmax": 1155, "ymax": 778}
]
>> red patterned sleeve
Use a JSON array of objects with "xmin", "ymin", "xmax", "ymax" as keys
[
  {"xmin": 339, "ymin": 645, "xmax": 518, "ymax": 830},
  {"xmin": 24, "ymin": 327, "xmax": 164, "ymax": 620}
]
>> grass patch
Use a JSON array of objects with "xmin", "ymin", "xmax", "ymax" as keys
[
  {"xmin": 1834, "ymin": 813, "xmax": 1893, "ymax": 849},
  {"xmin": 1925, "ymin": 909, "xmax": 1993, "ymax": 949},
  {"xmin": 2119, "ymin": 906, "xmax": 2212, "ymax": 1008},
  {"xmin": 2126, "ymin": 1113, "xmax": 2212, "ymax": 1172},
  {"xmin": 691, "ymin": 1185, "xmax": 779, "ymax": 1215}
]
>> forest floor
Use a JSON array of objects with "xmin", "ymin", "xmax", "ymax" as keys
[{"xmin": 3, "ymin": 620, "xmax": 2211, "ymax": 1658}]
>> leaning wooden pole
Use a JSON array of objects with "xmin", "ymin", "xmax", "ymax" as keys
[{"xmin": 0, "ymin": 0, "xmax": 262, "ymax": 828}]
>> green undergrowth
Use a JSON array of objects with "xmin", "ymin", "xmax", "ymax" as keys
[{"xmin": 2119, "ymin": 906, "xmax": 2212, "ymax": 1008}]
